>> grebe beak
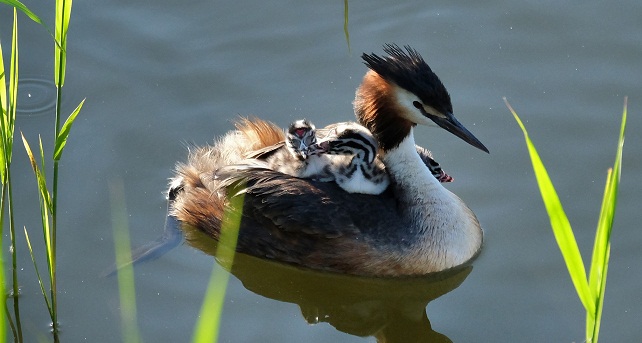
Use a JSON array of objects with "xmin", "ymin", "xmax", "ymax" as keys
[
  {"xmin": 298, "ymin": 141, "xmax": 310, "ymax": 159},
  {"xmin": 430, "ymin": 112, "xmax": 489, "ymax": 153}
]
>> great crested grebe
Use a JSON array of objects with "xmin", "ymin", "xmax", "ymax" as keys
[{"xmin": 170, "ymin": 44, "xmax": 488, "ymax": 276}]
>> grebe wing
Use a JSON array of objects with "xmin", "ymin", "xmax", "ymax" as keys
[{"xmin": 215, "ymin": 166, "xmax": 361, "ymax": 238}]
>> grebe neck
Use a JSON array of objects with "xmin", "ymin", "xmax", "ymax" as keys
[{"xmin": 382, "ymin": 130, "xmax": 483, "ymax": 266}]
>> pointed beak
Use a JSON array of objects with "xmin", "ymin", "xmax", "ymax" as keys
[
  {"xmin": 298, "ymin": 141, "xmax": 310, "ymax": 159},
  {"xmin": 429, "ymin": 112, "xmax": 489, "ymax": 153}
]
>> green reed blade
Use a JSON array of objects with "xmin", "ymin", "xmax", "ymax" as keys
[
  {"xmin": 0, "ymin": 25, "xmax": 6, "ymax": 336},
  {"xmin": 24, "ymin": 227, "xmax": 54, "ymax": 318},
  {"xmin": 109, "ymin": 180, "xmax": 142, "ymax": 343},
  {"xmin": 53, "ymin": 98, "xmax": 84, "ymax": 161},
  {"xmin": 0, "ymin": 39, "xmax": 6, "ymax": 119},
  {"xmin": 38, "ymin": 136, "xmax": 54, "ymax": 284},
  {"xmin": 343, "ymin": 0, "xmax": 351, "ymax": 53},
  {"xmin": 1, "ymin": 0, "xmax": 60, "ymax": 50},
  {"xmin": 2, "ymin": 9, "xmax": 20, "ymax": 171},
  {"xmin": 0, "ymin": 21, "xmax": 7, "ymax": 185},
  {"xmin": 0, "ymin": 0, "xmax": 45, "ymax": 27},
  {"xmin": 585, "ymin": 98, "xmax": 626, "ymax": 342},
  {"xmin": 54, "ymin": 0, "xmax": 72, "ymax": 87},
  {"xmin": 589, "ymin": 99, "xmax": 626, "ymax": 294},
  {"xmin": 505, "ymin": 98, "xmax": 594, "ymax": 314},
  {"xmin": 3, "ymin": 11, "xmax": 23, "ymax": 342},
  {"xmin": 21, "ymin": 133, "xmax": 53, "ymax": 214},
  {"xmin": 0, "ymin": 240, "xmax": 4, "ymax": 343},
  {"xmin": 192, "ymin": 192, "xmax": 244, "ymax": 343},
  {"xmin": 39, "ymin": 135, "xmax": 47, "ymax": 182}
]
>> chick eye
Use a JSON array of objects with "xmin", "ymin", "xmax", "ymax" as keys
[{"xmin": 412, "ymin": 101, "xmax": 423, "ymax": 109}]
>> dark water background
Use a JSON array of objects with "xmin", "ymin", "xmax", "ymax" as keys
[{"xmin": 1, "ymin": 0, "xmax": 641, "ymax": 341}]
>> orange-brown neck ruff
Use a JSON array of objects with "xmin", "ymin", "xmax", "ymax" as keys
[{"xmin": 354, "ymin": 71, "xmax": 413, "ymax": 152}]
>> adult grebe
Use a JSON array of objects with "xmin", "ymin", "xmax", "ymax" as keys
[{"xmin": 170, "ymin": 44, "xmax": 488, "ymax": 276}]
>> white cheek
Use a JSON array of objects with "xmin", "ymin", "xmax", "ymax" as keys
[
  {"xmin": 393, "ymin": 86, "xmax": 448, "ymax": 126},
  {"xmin": 394, "ymin": 87, "xmax": 433, "ymax": 126}
]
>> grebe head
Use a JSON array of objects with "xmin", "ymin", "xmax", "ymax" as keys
[
  {"xmin": 356, "ymin": 44, "xmax": 489, "ymax": 153},
  {"xmin": 286, "ymin": 119, "xmax": 317, "ymax": 159}
]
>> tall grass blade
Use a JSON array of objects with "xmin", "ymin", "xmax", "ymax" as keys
[
  {"xmin": 0, "ymin": 26, "xmax": 6, "ymax": 334},
  {"xmin": 109, "ymin": 180, "xmax": 142, "ymax": 343},
  {"xmin": 0, "ymin": 242, "xmax": 5, "ymax": 343},
  {"xmin": 0, "ymin": 17, "xmax": 7, "ymax": 185},
  {"xmin": 53, "ymin": 98, "xmax": 84, "ymax": 161},
  {"xmin": 33, "ymin": 136, "xmax": 56, "ymax": 290},
  {"xmin": 343, "ymin": 0, "xmax": 351, "ymax": 52},
  {"xmin": 505, "ymin": 98, "xmax": 594, "ymax": 314},
  {"xmin": 192, "ymin": 191, "xmax": 244, "ymax": 343},
  {"xmin": 585, "ymin": 98, "xmax": 626, "ymax": 342},
  {"xmin": 2, "ymin": 10, "xmax": 23, "ymax": 342},
  {"xmin": 0, "ymin": 42, "xmax": 6, "ymax": 123},
  {"xmin": 21, "ymin": 134, "xmax": 53, "ymax": 214},
  {"xmin": 54, "ymin": 0, "xmax": 72, "ymax": 87},
  {"xmin": 589, "ymin": 99, "xmax": 626, "ymax": 293},
  {"xmin": 0, "ymin": 0, "xmax": 46, "ymax": 27},
  {"xmin": 0, "ymin": 9, "xmax": 20, "ymax": 175},
  {"xmin": 24, "ymin": 228, "xmax": 53, "ymax": 318}
]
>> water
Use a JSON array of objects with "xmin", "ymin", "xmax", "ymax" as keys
[{"xmin": 1, "ymin": 0, "xmax": 641, "ymax": 341}]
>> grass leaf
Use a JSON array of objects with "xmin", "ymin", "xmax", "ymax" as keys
[
  {"xmin": 109, "ymin": 179, "xmax": 142, "ymax": 343},
  {"xmin": 0, "ymin": 0, "xmax": 46, "ymax": 27},
  {"xmin": 0, "ymin": 18, "xmax": 8, "ymax": 184},
  {"xmin": 0, "ymin": 10, "xmax": 19, "ymax": 182},
  {"xmin": 586, "ymin": 97, "xmax": 626, "ymax": 342},
  {"xmin": 505, "ymin": 98, "xmax": 594, "ymax": 314},
  {"xmin": 343, "ymin": 0, "xmax": 351, "ymax": 53},
  {"xmin": 192, "ymin": 191, "xmax": 244, "ymax": 343},
  {"xmin": 0, "ymin": 230, "xmax": 4, "ymax": 341},
  {"xmin": 54, "ymin": 0, "xmax": 73, "ymax": 86},
  {"xmin": 0, "ymin": 39, "xmax": 6, "ymax": 119},
  {"xmin": 21, "ymin": 133, "xmax": 53, "ymax": 213},
  {"xmin": 53, "ymin": 98, "xmax": 85, "ymax": 161},
  {"xmin": 24, "ymin": 227, "xmax": 53, "ymax": 318}
]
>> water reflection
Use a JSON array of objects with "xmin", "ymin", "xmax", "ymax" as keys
[{"xmin": 189, "ymin": 228, "xmax": 472, "ymax": 343}]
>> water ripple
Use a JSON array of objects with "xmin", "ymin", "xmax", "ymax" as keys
[{"xmin": 16, "ymin": 78, "xmax": 56, "ymax": 116}]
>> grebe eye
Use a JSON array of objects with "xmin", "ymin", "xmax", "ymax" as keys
[{"xmin": 412, "ymin": 101, "xmax": 423, "ymax": 109}]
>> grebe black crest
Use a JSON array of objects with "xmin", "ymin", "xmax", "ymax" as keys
[{"xmin": 169, "ymin": 44, "xmax": 487, "ymax": 276}]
